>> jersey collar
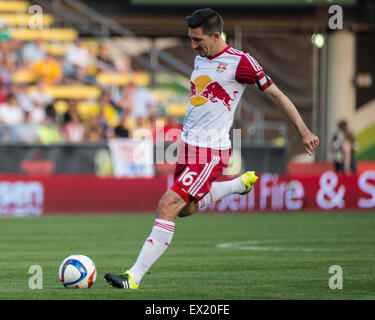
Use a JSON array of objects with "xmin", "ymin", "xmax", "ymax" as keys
[{"xmin": 207, "ymin": 46, "xmax": 230, "ymax": 60}]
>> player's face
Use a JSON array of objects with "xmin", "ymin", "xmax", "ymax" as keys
[{"xmin": 188, "ymin": 27, "xmax": 218, "ymax": 57}]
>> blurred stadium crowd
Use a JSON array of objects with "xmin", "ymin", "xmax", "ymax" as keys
[{"xmin": 0, "ymin": 21, "xmax": 182, "ymax": 145}]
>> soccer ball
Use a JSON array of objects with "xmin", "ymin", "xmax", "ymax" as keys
[{"xmin": 59, "ymin": 254, "xmax": 97, "ymax": 289}]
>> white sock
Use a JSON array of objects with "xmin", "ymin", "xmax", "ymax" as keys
[
  {"xmin": 129, "ymin": 218, "xmax": 174, "ymax": 284},
  {"xmin": 198, "ymin": 177, "xmax": 246, "ymax": 208}
]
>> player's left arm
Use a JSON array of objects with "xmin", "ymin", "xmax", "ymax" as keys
[{"xmin": 263, "ymin": 83, "xmax": 319, "ymax": 156}]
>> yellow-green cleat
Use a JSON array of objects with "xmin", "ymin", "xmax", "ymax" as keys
[
  {"xmin": 104, "ymin": 270, "xmax": 139, "ymax": 289},
  {"xmin": 239, "ymin": 171, "xmax": 259, "ymax": 195}
]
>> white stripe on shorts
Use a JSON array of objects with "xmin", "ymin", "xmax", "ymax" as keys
[
  {"xmin": 187, "ymin": 162, "xmax": 211, "ymax": 196},
  {"xmin": 189, "ymin": 156, "xmax": 220, "ymax": 197}
]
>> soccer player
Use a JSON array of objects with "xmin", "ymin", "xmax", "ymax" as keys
[{"xmin": 104, "ymin": 8, "xmax": 319, "ymax": 289}]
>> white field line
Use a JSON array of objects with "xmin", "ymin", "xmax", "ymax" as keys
[{"xmin": 216, "ymin": 239, "xmax": 375, "ymax": 252}]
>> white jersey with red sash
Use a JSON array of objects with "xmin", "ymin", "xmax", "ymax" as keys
[{"xmin": 182, "ymin": 45, "xmax": 273, "ymax": 150}]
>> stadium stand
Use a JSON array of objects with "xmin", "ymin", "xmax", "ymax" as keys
[
  {"xmin": 0, "ymin": 0, "xmax": 184, "ymax": 145},
  {"xmin": 0, "ymin": 0, "xmax": 29, "ymax": 12}
]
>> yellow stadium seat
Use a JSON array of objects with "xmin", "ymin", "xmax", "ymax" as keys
[
  {"xmin": 0, "ymin": 13, "xmax": 53, "ymax": 26},
  {"xmin": 150, "ymin": 89, "xmax": 174, "ymax": 101},
  {"xmin": 96, "ymin": 72, "xmax": 150, "ymax": 87},
  {"xmin": 41, "ymin": 42, "xmax": 70, "ymax": 56},
  {"xmin": 11, "ymin": 69, "xmax": 35, "ymax": 83},
  {"xmin": 133, "ymin": 72, "xmax": 150, "ymax": 86},
  {"xmin": 0, "ymin": 1, "xmax": 29, "ymax": 12},
  {"xmin": 165, "ymin": 103, "xmax": 187, "ymax": 117},
  {"xmin": 96, "ymin": 73, "xmax": 131, "ymax": 86},
  {"xmin": 9, "ymin": 28, "xmax": 78, "ymax": 41},
  {"xmin": 28, "ymin": 85, "xmax": 101, "ymax": 99}
]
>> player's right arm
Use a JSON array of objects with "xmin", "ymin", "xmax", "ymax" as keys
[
  {"xmin": 234, "ymin": 50, "xmax": 319, "ymax": 155},
  {"xmin": 263, "ymin": 83, "xmax": 319, "ymax": 156}
]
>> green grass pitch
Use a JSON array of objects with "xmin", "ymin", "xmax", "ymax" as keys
[{"xmin": 0, "ymin": 212, "xmax": 375, "ymax": 300}]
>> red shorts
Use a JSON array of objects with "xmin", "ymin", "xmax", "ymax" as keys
[{"xmin": 171, "ymin": 142, "xmax": 231, "ymax": 204}]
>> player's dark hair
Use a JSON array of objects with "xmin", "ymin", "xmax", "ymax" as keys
[{"xmin": 186, "ymin": 8, "xmax": 223, "ymax": 35}]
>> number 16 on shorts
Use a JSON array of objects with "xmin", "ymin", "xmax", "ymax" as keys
[{"xmin": 178, "ymin": 167, "xmax": 198, "ymax": 187}]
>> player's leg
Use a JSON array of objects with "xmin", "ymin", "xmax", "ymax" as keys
[
  {"xmin": 157, "ymin": 188, "xmax": 189, "ymax": 221},
  {"xmin": 177, "ymin": 143, "xmax": 258, "ymax": 217},
  {"xmin": 125, "ymin": 189, "xmax": 187, "ymax": 285},
  {"xmin": 104, "ymin": 142, "xmax": 196, "ymax": 289},
  {"xmin": 178, "ymin": 201, "xmax": 199, "ymax": 217},
  {"xmin": 177, "ymin": 170, "xmax": 258, "ymax": 217},
  {"xmin": 198, "ymin": 171, "xmax": 258, "ymax": 209},
  {"xmin": 104, "ymin": 188, "xmax": 188, "ymax": 289}
]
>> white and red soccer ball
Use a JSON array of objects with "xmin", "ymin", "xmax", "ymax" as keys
[{"xmin": 59, "ymin": 254, "xmax": 97, "ymax": 289}]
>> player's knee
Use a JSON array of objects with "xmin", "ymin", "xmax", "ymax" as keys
[
  {"xmin": 157, "ymin": 190, "xmax": 186, "ymax": 221},
  {"xmin": 178, "ymin": 202, "xmax": 198, "ymax": 218},
  {"xmin": 177, "ymin": 208, "xmax": 190, "ymax": 218},
  {"xmin": 177, "ymin": 210, "xmax": 191, "ymax": 218}
]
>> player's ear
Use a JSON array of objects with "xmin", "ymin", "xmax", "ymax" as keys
[{"xmin": 213, "ymin": 32, "xmax": 221, "ymax": 40}]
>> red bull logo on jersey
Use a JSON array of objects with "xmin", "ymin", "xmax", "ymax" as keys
[
  {"xmin": 216, "ymin": 63, "xmax": 227, "ymax": 73},
  {"xmin": 190, "ymin": 75, "xmax": 238, "ymax": 111}
]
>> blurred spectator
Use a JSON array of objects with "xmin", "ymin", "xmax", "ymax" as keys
[
  {"xmin": 0, "ymin": 94, "xmax": 24, "ymax": 143},
  {"xmin": 21, "ymin": 38, "xmax": 46, "ymax": 66},
  {"xmin": 29, "ymin": 101, "xmax": 46, "ymax": 125},
  {"xmin": 130, "ymin": 116, "xmax": 160, "ymax": 141},
  {"xmin": 13, "ymin": 83, "xmax": 33, "ymax": 111},
  {"xmin": 32, "ymin": 53, "xmax": 63, "ymax": 85},
  {"xmin": 0, "ymin": 94, "xmax": 23, "ymax": 126},
  {"xmin": 29, "ymin": 80, "xmax": 53, "ymax": 108},
  {"xmin": 331, "ymin": 120, "xmax": 358, "ymax": 174},
  {"xmin": 98, "ymin": 102, "xmax": 113, "ymax": 140},
  {"xmin": 62, "ymin": 100, "xmax": 78, "ymax": 124},
  {"xmin": 37, "ymin": 116, "xmax": 61, "ymax": 145},
  {"xmin": 64, "ymin": 38, "xmax": 90, "ymax": 81},
  {"xmin": 96, "ymin": 41, "xmax": 116, "ymax": 72},
  {"xmin": 99, "ymin": 91, "xmax": 120, "ymax": 129},
  {"xmin": 115, "ymin": 54, "xmax": 132, "ymax": 73},
  {"xmin": 0, "ymin": 81, "xmax": 8, "ymax": 103},
  {"xmin": 113, "ymin": 81, "xmax": 158, "ymax": 120},
  {"xmin": 0, "ymin": 36, "xmax": 17, "ymax": 74},
  {"xmin": 85, "ymin": 115, "xmax": 105, "ymax": 143},
  {"xmin": 0, "ymin": 20, "xmax": 10, "ymax": 44},
  {"xmin": 0, "ymin": 65, "xmax": 11, "ymax": 93},
  {"xmin": 113, "ymin": 84, "xmax": 132, "ymax": 113},
  {"xmin": 0, "ymin": 57, "xmax": 11, "ymax": 87},
  {"xmin": 15, "ymin": 111, "xmax": 39, "ymax": 144},
  {"xmin": 114, "ymin": 110, "xmax": 130, "ymax": 138},
  {"xmin": 163, "ymin": 115, "xmax": 182, "ymax": 142},
  {"xmin": 64, "ymin": 111, "xmax": 85, "ymax": 143},
  {"xmin": 86, "ymin": 46, "xmax": 99, "ymax": 84}
]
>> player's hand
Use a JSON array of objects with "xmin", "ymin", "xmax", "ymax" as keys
[{"xmin": 302, "ymin": 132, "xmax": 319, "ymax": 156}]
